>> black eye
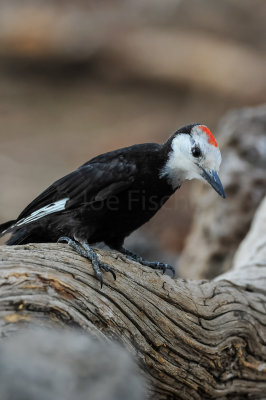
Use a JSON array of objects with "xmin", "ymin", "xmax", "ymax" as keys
[{"xmin": 192, "ymin": 146, "xmax": 202, "ymax": 158}]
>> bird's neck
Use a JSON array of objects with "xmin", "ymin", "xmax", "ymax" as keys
[{"xmin": 158, "ymin": 139, "xmax": 185, "ymax": 190}]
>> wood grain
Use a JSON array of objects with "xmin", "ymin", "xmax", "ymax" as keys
[{"xmin": 0, "ymin": 232, "xmax": 266, "ymax": 400}]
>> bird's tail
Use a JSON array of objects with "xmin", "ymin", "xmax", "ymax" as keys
[
  {"xmin": 1, "ymin": 220, "xmax": 39, "ymax": 245},
  {"xmin": 5, "ymin": 228, "xmax": 32, "ymax": 245},
  {"xmin": 0, "ymin": 220, "xmax": 16, "ymax": 238}
]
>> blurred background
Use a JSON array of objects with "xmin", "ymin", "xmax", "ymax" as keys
[{"xmin": 0, "ymin": 0, "xmax": 266, "ymax": 275}]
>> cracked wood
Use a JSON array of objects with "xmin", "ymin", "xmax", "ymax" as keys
[{"xmin": 0, "ymin": 197, "xmax": 266, "ymax": 399}]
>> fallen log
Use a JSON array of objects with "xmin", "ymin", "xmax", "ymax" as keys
[{"xmin": 1, "ymin": 197, "xmax": 266, "ymax": 399}]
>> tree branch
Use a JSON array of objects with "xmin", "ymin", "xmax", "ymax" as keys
[{"xmin": 1, "ymin": 199, "xmax": 266, "ymax": 399}]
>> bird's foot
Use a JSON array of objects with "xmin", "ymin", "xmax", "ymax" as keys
[
  {"xmin": 121, "ymin": 248, "xmax": 175, "ymax": 277},
  {"xmin": 58, "ymin": 236, "xmax": 116, "ymax": 288}
]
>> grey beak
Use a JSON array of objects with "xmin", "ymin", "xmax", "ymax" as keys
[{"xmin": 200, "ymin": 168, "xmax": 226, "ymax": 198}]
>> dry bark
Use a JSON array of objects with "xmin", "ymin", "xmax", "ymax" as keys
[{"xmin": 1, "ymin": 199, "xmax": 266, "ymax": 399}]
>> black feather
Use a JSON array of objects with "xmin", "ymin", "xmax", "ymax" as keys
[
  {"xmin": 0, "ymin": 220, "xmax": 15, "ymax": 236},
  {"xmin": 1, "ymin": 129, "xmax": 196, "ymax": 247}
]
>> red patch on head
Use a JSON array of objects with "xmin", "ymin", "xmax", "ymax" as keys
[{"xmin": 199, "ymin": 125, "xmax": 218, "ymax": 147}]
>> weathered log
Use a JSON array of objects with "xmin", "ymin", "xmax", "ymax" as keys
[{"xmin": 1, "ymin": 198, "xmax": 266, "ymax": 399}]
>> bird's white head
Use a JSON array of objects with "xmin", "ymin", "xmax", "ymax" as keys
[{"xmin": 161, "ymin": 124, "xmax": 225, "ymax": 198}]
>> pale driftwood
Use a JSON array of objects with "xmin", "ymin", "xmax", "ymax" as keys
[{"xmin": 1, "ymin": 199, "xmax": 266, "ymax": 399}]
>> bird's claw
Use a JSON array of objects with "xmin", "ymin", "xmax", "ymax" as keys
[
  {"xmin": 148, "ymin": 261, "xmax": 176, "ymax": 277},
  {"xmin": 58, "ymin": 236, "xmax": 71, "ymax": 244},
  {"xmin": 165, "ymin": 264, "xmax": 176, "ymax": 278},
  {"xmin": 58, "ymin": 236, "xmax": 116, "ymax": 288},
  {"xmin": 100, "ymin": 262, "xmax": 117, "ymax": 281},
  {"xmin": 121, "ymin": 248, "xmax": 175, "ymax": 278}
]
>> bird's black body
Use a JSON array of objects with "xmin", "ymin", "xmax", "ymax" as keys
[
  {"xmin": 1, "ymin": 123, "xmax": 225, "ymax": 286},
  {"xmin": 4, "ymin": 142, "xmax": 176, "ymax": 249}
]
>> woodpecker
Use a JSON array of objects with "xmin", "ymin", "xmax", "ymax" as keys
[{"xmin": 0, "ymin": 123, "xmax": 225, "ymax": 286}]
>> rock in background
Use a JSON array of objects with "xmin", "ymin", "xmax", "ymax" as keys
[
  {"xmin": 0, "ymin": 328, "xmax": 147, "ymax": 400},
  {"xmin": 178, "ymin": 104, "xmax": 266, "ymax": 279}
]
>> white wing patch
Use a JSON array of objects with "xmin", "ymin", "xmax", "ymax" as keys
[{"xmin": 13, "ymin": 198, "xmax": 69, "ymax": 229}]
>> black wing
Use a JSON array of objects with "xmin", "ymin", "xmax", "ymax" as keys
[{"xmin": 15, "ymin": 155, "xmax": 136, "ymax": 225}]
